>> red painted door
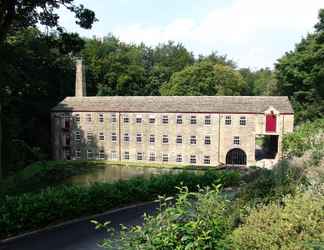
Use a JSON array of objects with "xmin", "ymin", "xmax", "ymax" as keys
[{"xmin": 266, "ymin": 114, "xmax": 276, "ymax": 132}]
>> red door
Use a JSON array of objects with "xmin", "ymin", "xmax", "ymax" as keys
[{"xmin": 266, "ymin": 114, "xmax": 276, "ymax": 132}]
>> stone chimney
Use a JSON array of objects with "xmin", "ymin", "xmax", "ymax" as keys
[{"xmin": 75, "ymin": 59, "xmax": 86, "ymax": 97}]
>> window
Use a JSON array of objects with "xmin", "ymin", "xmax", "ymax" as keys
[
  {"xmin": 87, "ymin": 149, "xmax": 93, "ymax": 160},
  {"xmin": 162, "ymin": 115, "xmax": 168, "ymax": 124},
  {"xmin": 99, "ymin": 132, "xmax": 105, "ymax": 141},
  {"xmin": 99, "ymin": 150, "xmax": 105, "ymax": 160},
  {"xmin": 233, "ymin": 136, "xmax": 240, "ymax": 145},
  {"xmin": 75, "ymin": 114, "xmax": 80, "ymax": 122},
  {"xmin": 124, "ymin": 151, "xmax": 130, "ymax": 160},
  {"xmin": 225, "ymin": 116, "xmax": 231, "ymax": 125},
  {"xmin": 190, "ymin": 136, "xmax": 197, "ymax": 144},
  {"xmin": 111, "ymin": 132, "xmax": 117, "ymax": 143},
  {"xmin": 75, "ymin": 149, "xmax": 81, "ymax": 159},
  {"xmin": 111, "ymin": 151, "xmax": 117, "ymax": 160},
  {"xmin": 124, "ymin": 115, "xmax": 129, "ymax": 123},
  {"xmin": 204, "ymin": 136, "xmax": 211, "ymax": 145},
  {"xmin": 64, "ymin": 118, "xmax": 70, "ymax": 129},
  {"xmin": 87, "ymin": 132, "xmax": 93, "ymax": 142},
  {"xmin": 176, "ymin": 154, "xmax": 182, "ymax": 162},
  {"xmin": 137, "ymin": 152, "xmax": 143, "ymax": 160},
  {"xmin": 136, "ymin": 133, "xmax": 142, "ymax": 143},
  {"xmin": 204, "ymin": 156, "xmax": 211, "ymax": 164},
  {"xmin": 86, "ymin": 113, "xmax": 92, "ymax": 122},
  {"xmin": 149, "ymin": 152, "xmax": 156, "ymax": 161},
  {"xmin": 205, "ymin": 115, "xmax": 211, "ymax": 125},
  {"xmin": 162, "ymin": 135, "xmax": 169, "ymax": 144},
  {"xmin": 111, "ymin": 113, "xmax": 117, "ymax": 123},
  {"xmin": 99, "ymin": 113, "xmax": 104, "ymax": 123},
  {"xmin": 190, "ymin": 115, "xmax": 197, "ymax": 124},
  {"xmin": 149, "ymin": 134, "xmax": 155, "ymax": 144},
  {"xmin": 240, "ymin": 116, "xmax": 246, "ymax": 126},
  {"xmin": 176, "ymin": 135, "xmax": 183, "ymax": 144},
  {"xmin": 65, "ymin": 134, "xmax": 71, "ymax": 145},
  {"xmin": 162, "ymin": 153, "xmax": 169, "ymax": 162},
  {"xmin": 149, "ymin": 116, "xmax": 155, "ymax": 124},
  {"xmin": 124, "ymin": 133, "xmax": 130, "ymax": 142},
  {"xmin": 136, "ymin": 117, "xmax": 142, "ymax": 123},
  {"xmin": 75, "ymin": 131, "xmax": 81, "ymax": 143},
  {"xmin": 176, "ymin": 115, "xmax": 182, "ymax": 124},
  {"xmin": 190, "ymin": 155, "xmax": 197, "ymax": 164}
]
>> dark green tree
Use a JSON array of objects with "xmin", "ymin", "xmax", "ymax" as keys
[{"xmin": 275, "ymin": 9, "xmax": 324, "ymax": 122}]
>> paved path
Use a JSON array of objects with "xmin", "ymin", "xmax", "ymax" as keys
[{"xmin": 0, "ymin": 202, "xmax": 159, "ymax": 250}]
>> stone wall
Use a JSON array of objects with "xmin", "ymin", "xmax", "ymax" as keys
[{"xmin": 51, "ymin": 111, "xmax": 294, "ymax": 167}]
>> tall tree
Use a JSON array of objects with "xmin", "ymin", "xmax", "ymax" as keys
[
  {"xmin": 0, "ymin": 0, "xmax": 96, "ymax": 178},
  {"xmin": 275, "ymin": 9, "xmax": 324, "ymax": 122},
  {"xmin": 160, "ymin": 60, "xmax": 247, "ymax": 96}
]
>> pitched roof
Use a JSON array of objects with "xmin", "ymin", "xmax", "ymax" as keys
[{"xmin": 51, "ymin": 96, "xmax": 294, "ymax": 114}]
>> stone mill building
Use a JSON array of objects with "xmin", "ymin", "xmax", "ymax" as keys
[{"xmin": 51, "ymin": 60, "xmax": 294, "ymax": 167}]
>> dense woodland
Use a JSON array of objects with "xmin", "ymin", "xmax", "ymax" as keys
[{"xmin": 1, "ymin": 2, "xmax": 324, "ymax": 176}]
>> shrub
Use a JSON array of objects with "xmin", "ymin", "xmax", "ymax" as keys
[
  {"xmin": 283, "ymin": 118, "xmax": 324, "ymax": 161},
  {"xmin": 238, "ymin": 161, "xmax": 306, "ymax": 205},
  {"xmin": 230, "ymin": 189, "xmax": 324, "ymax": 250},
  {"xmin": 98, "ymin": 185, "xmax": 233, "ymax": 250},
  {"xmin": 0, "ymin": 170, "xmax": 240, "ymax": 239}
]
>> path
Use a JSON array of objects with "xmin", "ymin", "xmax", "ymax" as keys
[{"xmin": 0, "ymin": 202, "xmax": 159, "ymax": 250}]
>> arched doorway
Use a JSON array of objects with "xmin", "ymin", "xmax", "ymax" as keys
[{"xmin": 226, "ymin": 148, "xmax": 247, "ymax": 165}]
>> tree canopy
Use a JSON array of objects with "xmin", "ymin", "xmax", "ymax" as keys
[
  {"xmin": 160, "ymin": 61, "xmax": 247, "ymax": 96},
  {"xmin": 275, "ymin": 9, "xmax": 324, "ymax": 122},
  {"xmin": 0, "ymin": 0, "xmax": 97, "ymax": 41}
]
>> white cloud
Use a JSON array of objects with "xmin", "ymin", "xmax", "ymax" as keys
[{"xmin": 112, "ymin": 0, "xmax": 323, "ymax": 68}]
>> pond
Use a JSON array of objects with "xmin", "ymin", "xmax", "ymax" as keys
[{"xmin": 67, "ymin": 164, "xmax": 201, "ymax": 186}]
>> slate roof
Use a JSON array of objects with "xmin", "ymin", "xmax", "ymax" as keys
[{"xmin": 51, "ymin": 96, "xmax": 294, "ymax": 114}]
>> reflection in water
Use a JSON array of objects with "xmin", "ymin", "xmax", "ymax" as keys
[{"xmin": 67, "ymin": 164, "xmax": 198, "ymax": 186}]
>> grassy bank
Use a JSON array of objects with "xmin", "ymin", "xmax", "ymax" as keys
[{"xmin": 0, "ymin": 170, "xmax": 240, "ymax": 239}]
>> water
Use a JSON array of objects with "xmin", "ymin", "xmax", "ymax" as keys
[{"xmin": 67, "ymin": 164, "xmax": 199, "ymax": 186}]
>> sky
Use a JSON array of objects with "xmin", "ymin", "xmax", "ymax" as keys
[{"xmin": 56, "ymin": 0, "xmax": 324, "ymax": 69}]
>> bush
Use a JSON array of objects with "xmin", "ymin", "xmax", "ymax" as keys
[
  {"xmin": 230, "ymin": 189, "xmax": 324, "ymax": 250},
  {"xmin": 0, "ymin": 170, "xmax": 240, "ymax": 239},
  {"xmin": 283, "ymin": 119, "xmax": 324, "ymax": 160},
  {"xmin": 238, "ymin": 161, "xmax": 307, "ymax": 205},
  {"xmin": 98, "ymin": 185, "xmax": 233, "ymax": 250}
]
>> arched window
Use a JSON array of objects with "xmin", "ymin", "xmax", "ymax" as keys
[{"xmin": 226, "ymin": 148, "xmax": 247, "ymax": 165}]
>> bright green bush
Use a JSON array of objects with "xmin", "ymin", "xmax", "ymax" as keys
[
  {"xmin": 283, "ymin": 119, "xmax": 324, "ymax": 161},
  {"xmin": 0, "ymin": 170, "xmax": 240, "ymax": 239},
  {"xmin": 98, "ymin": 185, "xmax": 233, "ymax": 250},
  {"xmin": 230, "ymin": 189, "xmax": 324, "ymax": 250}
]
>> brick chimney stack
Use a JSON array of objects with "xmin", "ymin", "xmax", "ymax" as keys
[{"xmin": 75, "ymin": 59, "xmax": 86, "ymax": 97}]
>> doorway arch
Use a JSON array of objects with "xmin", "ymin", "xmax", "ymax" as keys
[{"xmin": 226, "ymin": 148, "xmax": 247, "ymax": 165}]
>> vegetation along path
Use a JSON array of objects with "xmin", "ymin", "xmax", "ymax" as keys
[{"xmin": 0, "ymin": 202, "xmax": 159, "ymax": 250}]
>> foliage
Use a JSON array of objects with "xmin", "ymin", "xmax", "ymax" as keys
[
  {"xmin": 239, "ymin": 67, "xmax": 277, "ymax": 96},
  {"xmin": 1, "ymin": 28, "xmax": 81, "ymax": 174},
  {"xmin": 160, "ymin": 60, "xmax": 247, "ymax": 96},
  {"xmin": 238, "ymin": 161, "xmax": 306, "ymax": 205},
  {"xmin": 0, "ymin": 0, "xmax": 96, "ymax": 41},
  {"xmin": 0, "ymin": 170, "xmax": 240, "ymax": 239},
  {"xmin": 230, "ymin": 189, "xmax": 324, "ymax": 250},
  {"xmin": 0, "ymin": 161, "xmax": 103, "ymax": 196},
  {"xmin": 99, "ymin": 186, "xmax": 233, "ymax": 250},
  {"xmin": 275, "ymin": 9, "xmax": 324, "ymax": 122},
  {"xmin": 283, "ymin": 118, "xmax": 324, "ymax": 162}
]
